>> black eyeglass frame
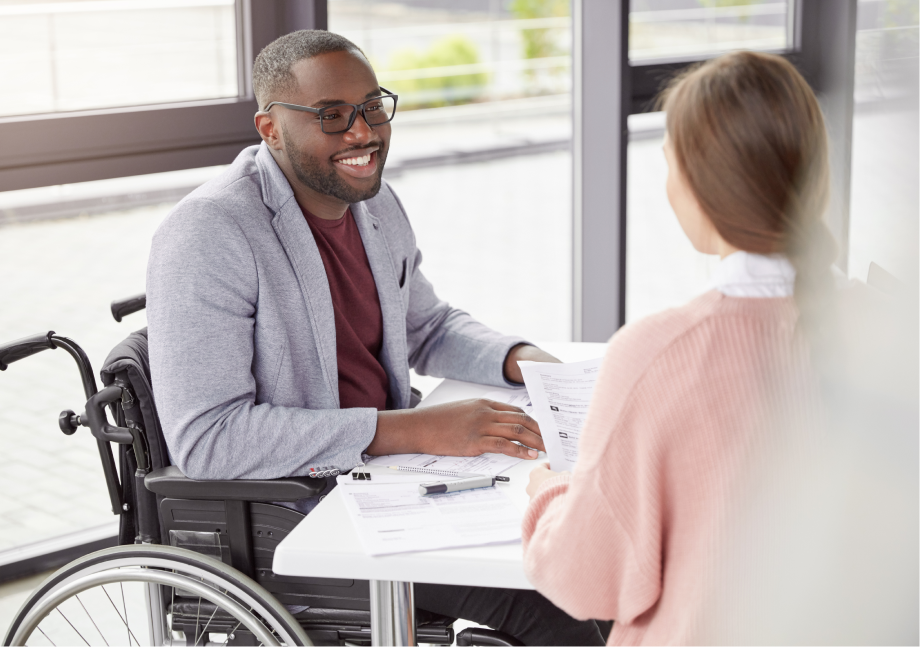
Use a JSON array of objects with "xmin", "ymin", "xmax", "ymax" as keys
[{"xmin": 263, "ymin": 88, "xmax": 399, "ymax": 134}]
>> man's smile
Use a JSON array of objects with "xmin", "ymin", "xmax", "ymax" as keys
[{"xmin": 332, "ymin": 146, "xmax": 380, "ymax": 179}]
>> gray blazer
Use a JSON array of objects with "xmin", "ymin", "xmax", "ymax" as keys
[{"xmin": 147, "ymin": 143, "xmax": 525, "ymax": 481}]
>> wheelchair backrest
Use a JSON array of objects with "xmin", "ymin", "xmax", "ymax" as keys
[
  {"xmin": 100, "ymin": 327, "xmax": 170, "ymax": 545},
  {"xmin": 100, "ymin": 327, "xmax": 169, "ymax": 471}
]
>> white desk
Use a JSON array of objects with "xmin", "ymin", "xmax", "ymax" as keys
[{"xmin": 273, "ymin": 341, "xmax": 606, "ymax": 645}]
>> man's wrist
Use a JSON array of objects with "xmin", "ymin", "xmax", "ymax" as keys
[
  {"xmin": 503, "ymin": 344, "xmax": 562, "ymax": 384},
  {"xmin": 503, "ymin": 343, "xmax": 532, "ymax": 384},
  {"xmin": 367, "ymin": 409, "xmax": 413, "ymax": 456}
]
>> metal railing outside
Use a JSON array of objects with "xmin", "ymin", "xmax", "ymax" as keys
[
  {"xmin": 341, "ymin": 3, "xmax": 793, "ymax": 110},
  {"xmin": 0, "ymin": 0, "xmax": 239, "ymax": 118}
]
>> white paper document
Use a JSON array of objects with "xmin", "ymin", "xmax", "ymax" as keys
[
  {"xmin": 336, "ymin": 469, "xmax": 435, "ymax": 486},
  {"xmin": 482, "ymin": 389, "xmax": 535, "ymax": 417},
  {"xmin": 341, "ymin": 482, "xmax": 523, "ymax": 555},
  {"xmin": 363, "ymin": 452, "xmax": 522, "ymax": 477},
  {"xmin": 518, "ymin": 357, "xmax": 603, "ymax": 472}
]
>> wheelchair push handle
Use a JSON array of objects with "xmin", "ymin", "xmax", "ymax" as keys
[
  {"xmin": 81, "ymin": 385, "xmax": 135, "ymax": 445},
  {"xmin": 111, "ymin": 293, "xmax": 146, "ymax": 322},
  {"xmin": 0, "ymin": 331, "xmax": 56, "ymax": 371}
]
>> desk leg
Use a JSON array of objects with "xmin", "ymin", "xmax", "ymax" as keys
[{"xmin": 370, "ymin": 580, "xmax": 416, "ymax": 646}]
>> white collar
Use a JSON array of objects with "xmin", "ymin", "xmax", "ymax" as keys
[{"xmin": 710, "ymin": 251, "xmax": 796, "ymax": 298}]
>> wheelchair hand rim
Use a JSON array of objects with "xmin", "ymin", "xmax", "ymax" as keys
[{"xmin": 11, "ymin": 567, "xmax": 280, "ymax": 646}]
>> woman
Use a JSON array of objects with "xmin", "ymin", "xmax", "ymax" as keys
[{"xmin": 521, "ymin": 51, "xmax": 836, "ymax": 644}]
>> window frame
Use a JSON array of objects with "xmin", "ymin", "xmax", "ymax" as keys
[{"xmin": 0, "ymin": 0, "xmax": 326, "ymax": 193}]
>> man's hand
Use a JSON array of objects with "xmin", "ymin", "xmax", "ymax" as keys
[
  {"xmin": 503, "ymin": 344, "xmax": 562, "ymax": 384},
  {"xmin": 526, "ymin": 462, "xmax": 566, "ymax": 498},
  {"xmin": 370, "ymin": 399, "xmax": 545, "ymax": 460}
]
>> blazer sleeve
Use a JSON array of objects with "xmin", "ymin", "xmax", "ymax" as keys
[
  {"xmin": 521, "ymin": 338, "xmax": 666, "ymax": 623},
  {"xmin": 146, "ymin": 197, "xmax": 377, "ymax": 480},
  {"xmin": 381, "ymin": 183, "xmax": 529, "ymax": 387}
]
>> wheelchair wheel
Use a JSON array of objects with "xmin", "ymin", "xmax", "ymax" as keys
[{"xmin": 4, "ymin": 544, "xmax": 312, "ymax": 646}]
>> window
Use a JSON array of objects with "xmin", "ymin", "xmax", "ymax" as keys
[
  {"xmin": 626, "ymin": 0, "xmax": 876, "ymax": 321},
  {"xmin": 329, "ymin": 0, "xmax": 574, "ymax": 346},
  {"xmin": 0, "ymin": 0, "xmax": 292, "ymax": 193},
  {"xmin": 0, "ymin": 200, "xmax": 164, "ymax": 559},
  {"xmin": 0, "ymin": 0, "xmax": 240, "ymax": 118},
  {"xmin": 625, "ymin": 0, "xmax": 918, "ymax": 322},
  {"xmin": 629, "ymin": 0, "xmax": 793, "ymax": 62},
  {"xmin": 848, "ymin": 0, "xmax": 919, "ymax": 284}
]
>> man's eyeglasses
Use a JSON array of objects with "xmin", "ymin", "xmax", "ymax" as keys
[{"xmin": 264, "ymin": 88, "xmax": 398, "ymax": 134}]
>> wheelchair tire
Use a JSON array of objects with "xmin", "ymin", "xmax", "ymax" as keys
[{"xmin": 3, "ymin": 544, "xmax": 312, "ymax": 646}]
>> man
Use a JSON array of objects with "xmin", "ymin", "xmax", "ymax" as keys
[{"xmin": 147, "ymin": 30, "xmax": 606, "ymax": 645}]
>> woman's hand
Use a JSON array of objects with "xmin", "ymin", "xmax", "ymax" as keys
[{"xmin": 526, "ymin": 462, "xmax": 566, "ymax": 498}]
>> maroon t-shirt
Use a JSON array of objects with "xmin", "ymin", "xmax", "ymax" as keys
[{"xmin": 303, "ymin": 207, "xmax": 390, "ymax": 411}]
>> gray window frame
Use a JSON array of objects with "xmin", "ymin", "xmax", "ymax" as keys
[{"xmin": 0, "ymin": 0, "xmax": 327, "ymax": 193}]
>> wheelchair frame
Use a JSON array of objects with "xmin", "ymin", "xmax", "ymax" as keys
[{"xmin": 0, "ymin": 294, "xmax": 520, "ymax": 647}]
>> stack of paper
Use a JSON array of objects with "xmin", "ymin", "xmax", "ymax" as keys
[
  {"xmin": 340, "ymin": 481, "xmax": 523, "ymax": 556},
  {"xmin": 364, "ymin": 452, "xmax": 522, "ymax": 477}
]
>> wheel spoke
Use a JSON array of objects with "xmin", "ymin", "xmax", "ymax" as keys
[
  {"xmin": 194, "ymin": 596, "xmax": 202, "ymax": 644},
  {"xmin": 170, "ymin": 575, "xmax": 176, "ymax": 644},
  {"xmin": 37, "ymin": 625, "xmax": 56, "ymax": 646},
  {"xmin": 195, "ymin": 605, "xmax": 219, "ymax": 646},
  {"xmin": 75, "ymin": 594, "xmax": 109, "ymax": 646},
  {"xmin": 56, "ymin": 607, "xmax": 90, "ymax": 646},
  {"xmin": 221, "ymin": 620, "xmax": 243, "ymax": 646},
  {"xmin": 102, "ymin": 584, "xmax": 140, "ymax": 646},
  {"xmin": 119, "ymin": 582, "xmax": 131, "ymax": 647}
]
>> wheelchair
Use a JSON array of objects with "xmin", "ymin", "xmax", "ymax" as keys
[{"xmin": 1, "ymin": 294, "xmax": 521, "ymax": 647}]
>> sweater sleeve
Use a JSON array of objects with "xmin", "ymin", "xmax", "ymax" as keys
[{"xmin": 522, "ymin": 326, "xmax": 671, "ymax": 624}]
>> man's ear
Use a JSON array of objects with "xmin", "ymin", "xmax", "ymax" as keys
[{"xmin": 255, "ymin": 111, "xmax": 284, "ymax": 151}]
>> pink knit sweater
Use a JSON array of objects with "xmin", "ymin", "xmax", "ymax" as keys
[{"xmin": 522, "ymin": 291, "xmax": 817, "ymax": 645}]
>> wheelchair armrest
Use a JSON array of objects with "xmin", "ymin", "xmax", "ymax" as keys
[
  {"xmin": 457, "ymin": 628, "xmax": 524, "ymax": 646},
  {"xmin": 145, "ymin": 466, "xmax": 328, "ymax": 501}
]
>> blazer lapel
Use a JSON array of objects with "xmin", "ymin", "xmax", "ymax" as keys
[
  {"xmin": 351, "ymin": 202, "xmax": 410, "ymax": 409},
  {"xmin": 258, "ymin": 145, "xmax": 340, "ymax": 406}
]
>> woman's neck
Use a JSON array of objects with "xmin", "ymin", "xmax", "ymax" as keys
[{"xmin": 714, "ymin": 236, "xmax": 741, "ymax": 260}]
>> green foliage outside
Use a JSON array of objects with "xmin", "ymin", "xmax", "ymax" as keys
[
  {"xmin": 509, "ymin": 0, "xmax": 570, "ymax": 89},
  {"xmin": 881, "ymin": 0, "xmax": 920, "ymax": 57},
  {"xmin": 386, "ymin": 35, "xmax": 487, "ymax": 109},
  {"xmin": 696, "ymin": 0, "xmax": 754, "ymax": 5},
  {"xmin": 697, "ymin": 0, "xmax": 755, "ymax": 23},
  {"xmin": 509, "ymin": 0, "xmax": 570, "ymax": 61},
  {"xmin": 883, "ymin": 0, "xmax": 920, "ymax": 28}
]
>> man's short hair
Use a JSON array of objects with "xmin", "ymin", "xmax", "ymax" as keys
[{"xmin": 253, "ymin": 30, "xmax": 365, "ymax": 110}]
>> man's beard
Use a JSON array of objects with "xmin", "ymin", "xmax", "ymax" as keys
[{"xmin": 282, "ymin": 127, "xmax": 387, "ymax": 204}]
